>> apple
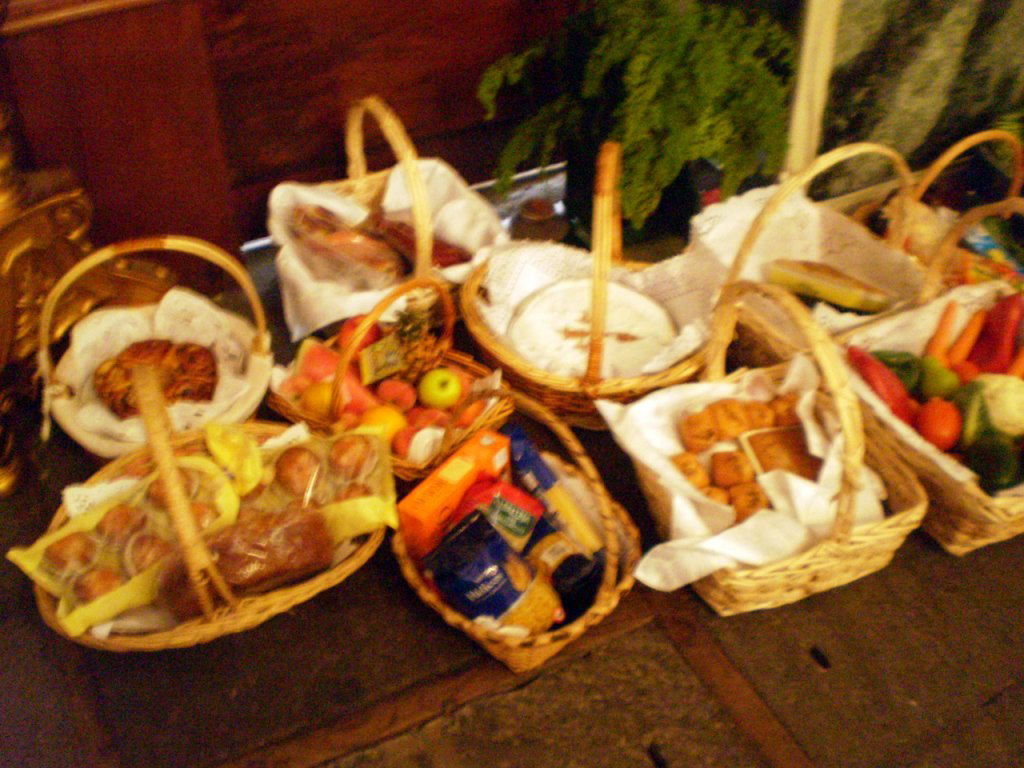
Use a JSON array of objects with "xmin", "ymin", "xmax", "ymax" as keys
[
  {"xmin": 417, "ymin": 367, "xmax": 462, "ymax": 410},
  {"xmin": 336, "ymin": 314, "xmax": 382, "ymax": 354},
  {"xmin": 454, "ymin": 399, "xmax": 487, "ymax": 429},
  {"xmin": 407, "ymin": 407, "xmax": 452, "ymax": 429},
  {"xmin": 376, "ymin": 378, "xmax": 418, "ymax": 411},
  {"xmin": 391, "ymin": 425, "xmax": 420, "ymax": 459}
]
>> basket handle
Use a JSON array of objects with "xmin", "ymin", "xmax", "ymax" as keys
[
  {"xmin": 582, "ymin": 141, "xmax": 624, "ymax": 387},
  {"xmin": 509, "ymin": 388, "xmax": 621, "ymax": 611},
  {"xmin": 702, "ymin": 280, "xmax": 865, "ymax": 541},
  {"xmin": 919, "ymin": 196, "xmax": 1024, "ymax": 303},
  {"xmin": 909, "ymin": 129, "xmax": 1024, "ymax": 206},
  {"xmin": 724, "ymin": 142, "xmax": 916, "ymax": 288},
  {"xmin": 37, "ymin": 235, "xmax": 270, "ymax": 439},
  {"xmin": 345, "ymin": 95, "xmax": 434, "ymax": 278},
  {"xmin": 331, "ymin": 275, "xmax": 456, "ymax": 418},
  {"xmin": 130, "ymin": 365, "xmax": 237, "ymax": 621}
]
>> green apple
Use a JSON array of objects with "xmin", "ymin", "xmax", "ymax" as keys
[{"xmin": 417, "ymin": 367, "xmax": 463, "ymax": 409}]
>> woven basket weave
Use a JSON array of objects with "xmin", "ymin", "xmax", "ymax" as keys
[
  {"xmin": 461, "ymin": 142, "xmax": 704, "ymax": 431},
  {"xmin": 855, "ymin": 197, "xmax": 1024, "ymax": 556},
  {"xmin": 34, "ymin": 372, "xmax": 385, "ymax": 651},
  {"xmin": 391, "ymin": 389, "xmax": 641, "ymax": 673},
  {"xmin": 662, "ymin": 281, "xmax": 927, "ymax": 616}
]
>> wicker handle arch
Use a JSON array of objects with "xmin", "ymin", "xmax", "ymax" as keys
[
  {"xmin": 130, "ymin": 365, "xmax": 237, "ymax": 621},
  {"xmin": 702, "ymin": 280, "xmax": 865, "ymax": 542},
  {"xmin": 330, "ymin": 275, "xmax": 456, "ymax": 418},
  {"xmin": 909, "ymin": 129, "xmax": 1024, "ymax": 207},
  {"xmin": 726, "ymin": 143, "xmax": 916, "ymax": 287},
  {"xmin": 919, "ymin": 196, "xmax": 1024, "ymax": 303},
  {"xmin": 37, "ymin": 235, "xmax": 270, "ymax": 438},
  {"xmin": 345, "ymin": 95, "xmax": 434, "ymax": 277},
  {"xmin": 581, "ymin": 141, "xmax": 625, "ymax": 388}
]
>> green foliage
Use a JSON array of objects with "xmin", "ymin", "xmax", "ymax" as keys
[{"xmin": 477, "ymin": 0, "xmax": 794, "ymax": 229}]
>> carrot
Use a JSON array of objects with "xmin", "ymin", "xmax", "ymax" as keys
[
  {"xmin": 946, "ymin": 309, "xmax": 987, "ymax": 366},
  {"xmin": 1006, "ymin": 345, "xmax": 1024, "ymax": 378},
  {"xmin": 923, "ymin": 300, "xmax": 960, "ymax": 367}
]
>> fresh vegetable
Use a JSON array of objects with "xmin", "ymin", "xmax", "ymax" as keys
[
  {"xmin": 923, "ymin": 300, "xmax": 960, "ymax": 367},
  {"xmin": 951, "ymin": 360, "xmax": 980, "ymax": 384},
  {"xmin": 951, "ymin": 381, "xmax": 992, "ymax": 447},
  {"xmin": 972, "ymin": 374, "xmax": 1024, "ymax": 437},
  {"xmin": 847, "ymin": 345, "xmax": 917, "ymax": 424},
  {"xmin": 964, "ymin": 434, "xmax": 1021, "ymax": 492},
  {"xmin": 947, "ymin": 309, "xmax": 987, "ymax": 365},
  {"xmin": 967, "ymin": 294, "xmax": 1024, "ymax": 373},
  {"xmin": 871, "ymin": 350, "xmax": 922, "ymax": 392},
  {"xmin": 919, "ymin": 355, "xmax": 960, "ymax": 400},
  {"xmin": 1006, "ymin": 346, "xmax": 1024, "ymax": 378},
  {"xmin": 913, "ymin": 397, "xmax": 962, "ymax": 451}
]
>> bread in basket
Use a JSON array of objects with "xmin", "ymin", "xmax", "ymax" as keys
[{"xmin": 38, "ymin": 235, "xmax": 273, "ymax": 458}]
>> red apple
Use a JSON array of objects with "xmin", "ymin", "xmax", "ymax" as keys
[
  {"xmin": 407, "ymin": 407, "xmax": 452, "ymax": 429},
  {"xmin": 392, "ymin": 425, "xmax": 420, "ymax": 459},
  {"xmin": 376, "ymin": 378, "xmax": 418, "ymax": 411},
  {"xmin": 336, "ymin": 314, "xmax": 382, "ymax": 354},
  {"xmin": 339, "ymin": 366, "xmax": 381, "ymax": 415}
]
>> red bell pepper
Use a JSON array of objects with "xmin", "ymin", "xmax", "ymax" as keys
[
  {"xmin": 967, "ymin": 294, "xmax": 1024, "ymax": 373},
  {"xmin": 847, "ymin": 345, "xmax": 917, "ymax": 423}
]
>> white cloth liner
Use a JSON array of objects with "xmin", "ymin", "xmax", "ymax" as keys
[
  {"xmin": 596, "ymin": 355, "xmax": 888, "ymax": 592},
  {"xmin": 270, "ymin": 158, "xmax": 508, "ymax": 340},
  {"xmin": 49, "ymin": 287, "xmax": 272, "ymax": 458}
]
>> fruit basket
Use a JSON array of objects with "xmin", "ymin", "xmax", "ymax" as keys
[
  {"xmin": 599, "ymin": 281, "xmax": 927, "ymax": 616},
  {"xmin": 841, "ymin": 197, "xmax": 1024, "ymax": 555},
  {"xmin": 270, "ymin": 94, "xmax": 506, "ymax": 340},
  {"xmin": 37, "ymin": 235, "xmax": 273, "ymax": 458},
  {"xmin": 461, "ymin": 142, "xmax": 708, "ymax": 430},
  {"xmin": 267, "ymin": 275, "xmax": 514, "ymax": 481},
  {"xmin": 8, "ymin": 367, "xmax": 391, "ymax": 651},
  {"xmin": 390, "ymin": 389, "xmax": 641, "ymax": 673}
]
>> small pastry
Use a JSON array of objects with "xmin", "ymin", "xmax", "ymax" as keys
[
  {"xmin": 768, "ymin": 393, "xmax": 801, "ymax": 427},
  {"xmin": 96, "ymin": 504, "xmax": 147, "ymax": 544},
  {"xmin": 73, "ymin": 568, "xmax": 124, "ymax": 603},
  {"xmin": 704, "ymin": 486, "xmax": 730, "ymax": 505},
  {"xmin": 124, "ymin": 533, "xmax": 175, "ymax": 575},
  {"xmin": 743, "ymin": 401, "xmax": 776, "ymax": 430},
  {"xmin": 327, "ymin": 435, "xmax": 376, "ymax": 479},
  {"xmin": 729, "ymin": 482, "xmax": 770, "ymax": 521},
  {"xmin": 679, "ymin": 408, "xmax": 718, "ymax": 453},
  {"xmin": 711, "ymin": 450, "xmax": 755, "ymax": 488},
  {"xmin": 707, "ymin": 399, "xmax": 749, "ymax": 440},
  {"xmin": 670, "ymin": 452, "xmax": 709, "ymax": 489},
  {"xmin": 43, "ymin": 531, "xmax": 97, "ymax": 574},
  {"xmin": 274, "ymin": 446, "xmax": 322, "ymax": 497}
]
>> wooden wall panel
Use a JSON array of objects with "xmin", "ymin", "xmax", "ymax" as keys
[{"xmin": 3, "ymin": 1, "xmax": 240, "ymax": 260}]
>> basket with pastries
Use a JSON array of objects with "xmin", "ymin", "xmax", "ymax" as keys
[
  {"xmin": 597, "ymin": 281, "xmax": 927, "ymax": 616},
  {"xmin": 38, "ymin": 235, "xmax": 274, "ymax": 459},
  {"xmin": 390, "ymin": 389, "xmax": 640, "ymax": 673},
  {"xmin": 8, "ymin": 366, "xmax": 394, "ymax": 650},
  {"xmin": 268, "ymin": 276, "xmax": 514, "ymax": 481}
]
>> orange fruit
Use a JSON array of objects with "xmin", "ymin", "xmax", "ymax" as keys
[
  {"xmin": 913, "ymin": 397, "xmax": 962, "ymax": 452},
  {"xmin": 359, "ymin": 404, "xmax": 408, "ymax": 445},
  {"xmin": 299, "ymin": 380, "xmax": 335, "ymax": 421}
]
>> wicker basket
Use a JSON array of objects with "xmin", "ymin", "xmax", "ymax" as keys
[
  {"xmin": 391, "ymin": 389, "xmax": 641, "ymax": 673},
  {"xmin": 461, "ymin": 142, "xmax": 704, "ymax": 430},
  {"xmin": 32, "ymin": 369, "xmax": 386, "ymax": 651},
  {"xmin": 723, "ymin": 143, "xmax": 932, "ymax": 364},
  {"xmin": 267, "ymin": 275, "xmax": 515, "ymax": 481},
  {"xmin": 649, "ymin": 281, "xmax": 927, "ymax": 616},
  {"xmin": 848, "ymin": 197, "xmax": 1024, "ymax": 556},
  {"xmin": 37, "ymin": 234, "xmax": 273, "ymax": 458},
  {"xmin": 849, "ymin": 129, "xmax": 1024, "ymax": 237}
]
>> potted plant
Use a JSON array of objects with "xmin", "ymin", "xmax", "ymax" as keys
[{"xmin": 477, "ymin": 0, "xmax": 795, "ymax": 241}]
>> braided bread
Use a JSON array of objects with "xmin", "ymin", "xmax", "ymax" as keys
[{"xmin": 93, "ymin": 339, "xmax": 218, "ymax": 418}]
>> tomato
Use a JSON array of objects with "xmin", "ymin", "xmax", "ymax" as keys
[{"xmin": 913, "ymin": 397, "xmax": 963, "ymax": 452}]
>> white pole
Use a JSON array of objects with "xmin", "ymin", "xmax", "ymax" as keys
[{"xmin": 783, "ymin": 0, "xmax": 844, "ymax": 177}]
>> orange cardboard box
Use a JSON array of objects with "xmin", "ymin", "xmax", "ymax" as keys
[{"xmin": 398, "ymin": 430, "xmax": 511, "ymax": 560}]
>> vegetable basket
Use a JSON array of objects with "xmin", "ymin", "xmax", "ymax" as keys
[
  {"xmin": 629, "ymin": 281, "xmax": 927, "ymax": 616},
  {"xmin": 267, "ymin": 275, "xmax": 515, "ymax": 481},
  {"xmin": 390, "ymin": 389, "xmax": 641, "ymax": 673},
  {"xmin": 842, "ymin": 197, "xmax": 1024, "ymax": 556},
  {"xmin": 26, "ymin": 368, "xmax": 387, "ymax": 651},
  {"xmin": 460, "ymin": 142, "xmax": 705, "ymax": 430},
  {"xmin": 37, "ymin": 235, "xmax": 274, "ymax": 459},
  {"xmin": 271, "ymin": 95, "xmax": 506, "ymax": 339}
]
